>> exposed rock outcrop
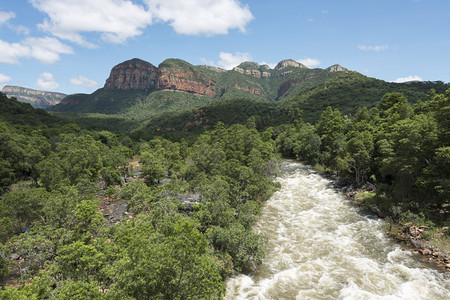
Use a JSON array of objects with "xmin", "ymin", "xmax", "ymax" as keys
[
  {"xmin": 275, "ymin": 59, "xmax": 308, "ymax": 70},
  {"xmin": 233, "ymin": 84, "xmax": 260, "ymax": 96},
  {"xmin": 326, "ymin": 64, "xmax": 348, "ymax": 72},
  {"xmin": 233, "ymin": 62, "xmax": 272, "ymax": 79},
  {"xmin": 51, "ymin": 57, "xmax": 353, "ymax": 114},
  {"xmin": 104, "ymin": 58, "xmax": 157, "ymax": 91},
  {"xmin": 199, "ymin": 65, "xmax": 227, "ymax": 73},
  {"xmin": 156, "ymin": 62, "xmax": 216, "ymax": 97},
  {"xmin": 2, "ymin": 85, "xmax": 67, "ymax": 108}
]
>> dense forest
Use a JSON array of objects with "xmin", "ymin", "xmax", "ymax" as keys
[{"xmin": 0, "ymin": 87, "xmax": 449, "ymax": 298}]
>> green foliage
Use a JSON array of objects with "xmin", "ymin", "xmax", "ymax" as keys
[
  {"xmin": 276, "ymin": 89, "xmax": 449, "ymax": 225},
  {"xmin": 52, "ymin": 281, "xmax": 105, "ymax": 300},
  {"xmin": 207, "ymin": 223, "xmax": 266, "ymax": 272},
  {"xmin": 2, "ymin": 80, "xmax": 449, "ymax": 298},
  {"xmin": 0, "ymin": 92, "xmax": 60, "ymax": 126},
  {"xmin": 0, "ymin": 256, "xmax": 8, "ymax": 287},
  {"xmin": 109, "ymin": 215, "xmax": 225, "ymax": 299},
  {"xmin": 48, "ymin": 89, "xmax": 148, "ymax": 114},
  {"xmin": 284, "ymin": 72, "xmax": 450, "ymax": 123}
]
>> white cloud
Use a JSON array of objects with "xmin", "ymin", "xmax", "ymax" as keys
[
  {"xmin": 218, "ymin": 52, "xmax": 253, "ymax": 70},
  {"xmin": 29, "ymin": 0, "xmax": 253, "ymax": 47},
  {"xmin": 0, "ymin": 40, "xmax": 30, "ymax": 64},
  {"xmin": 297, "ymin": 58, "xmax": 321, "ymax": 68},
  {"xmin": 24, "ymin": 37, "xmax": 74, "ymax": 64},
  {"xmin": 146, "ymin": 0, "xmax": 254, "ymax": 36},
  {"xmin": 358, "ymin": 45, "xmax": 389, "ymax": 52},
  {"xmin": 0, "ymin": 37, "xmax": 73, "ymax": 64},
  {"xmin": 0, "ymin": 73, "xmax": 12, "ymax": 88},
  {"xmin": 37, "ymin": 72, "xmax": 59, "ymax": 90},
  {"xmin": 259, "ymin": 61, "xmax": 277, "ymax": 69},
  {"xmin": 0, "ymin": 11, "xmax": 15, "ymax": 26},
  {"xmin": 70, "ymin": 75, "xmax": 98, "ymax": 87},
  {"xmin": 0, "ymin": 10, "xmax": 30, "ymax": 34},
  {"xmin": 321, "ymin": 10, "xmax": 329, "ymax": 14},
  {"xmin": 30, "ymin": 0, "xmax": 154, "ymax": 46},
  {"xmin": 393, "ymin": 75, "xmax": 423, "ymax": 83}
]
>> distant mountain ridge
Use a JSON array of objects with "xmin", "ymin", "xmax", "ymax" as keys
[
  {"xmin": 49, "ymin": 57, "xmax": 347, "ymax": 114},
  {"xmin": 47, "ymin": 57, "xmax": 450, "ymax": 131},
  {"xmin": 2, "ymin": 85, "xmax": 67, "ymax": 109}
]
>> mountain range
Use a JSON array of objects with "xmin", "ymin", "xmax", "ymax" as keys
[
  {"xmin": 47, "ymin": 58, "xmax": 348, "ymax": 116},
  {"xmin": 3, "ymin": 57, "xmax": 449, "ymax": 134},
  {"xmin": 2, "ymin": 85, "xmax": 67, "ymax": 109}
]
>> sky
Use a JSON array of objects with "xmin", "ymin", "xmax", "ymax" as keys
[{"xmin": 0, "ymin": 0, "xmax": 449, "ymax": 95}]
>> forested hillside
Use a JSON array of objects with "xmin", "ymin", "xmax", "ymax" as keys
[
  {"xmin": 276, "ymin": 89, "xmax": 450, "ymax": 237},
  {"xmin": 1, "ymin": 93, "xmax": 280, "ymax": 298},
  {"xmin": 284, "ymin": 72, "xmax": 450, "ymax": 122},
  {"xmin": 1, "ymin": 85, "xmax": 449, "ymax": 298}
]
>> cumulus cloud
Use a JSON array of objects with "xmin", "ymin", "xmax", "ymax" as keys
[
  {"xmin": 0, "ymin": 37, "xmax": 73, "ymax": 64},
  {"xmin": 217, "ymin": 52, "xmax": 253, "ymax": 70},
  {"xmin": 146, "ymin": 0, "xmax": 254, "ymax": 36},
  {"xmin": 297, "ymin": 58, "xmax": 321, "ymax": 68},
  {"xmin": 0, "ymin": 11, "xmax": 15, "ymax": 26},
  {"xmin": 24, "ymin": 37, "xmax": 74, "ymax": 64},
  {"xmin": 37, "ymin": 72, "xmax": 59, "ymax": 90},
  {"xmin": 393, "ymin": 75, "xmax": 423, "ymax": 83},
  {"xmin": 30, "ymin": 0, "xmax": 253, "ymax": 47},
  {"xmin": 30, "ymin": 0, "xmax": 153, "ymax": 46},
  {"xmin": 0, "ymin": 73, "xmax": 12, "ymax": 88},
  {"xmin": 70, "ymin": 75, "xmax": 98, "ymax": 87},
  {"xmin": 358, "ymin": 45, "xmax": 389, "ymax": 52},
  {"xmin": 0, "ymin": 40, "xmax": 29, "ymax": 64}
]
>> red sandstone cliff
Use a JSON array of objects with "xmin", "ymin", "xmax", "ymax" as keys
[{"xmin": 104, "ymin": 58, "xmax": 157, "ymax": 91}]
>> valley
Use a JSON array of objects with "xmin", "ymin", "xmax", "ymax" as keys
[{"xmin": 1, "ymin": 58, "xmax": 449, "ymax": 299}]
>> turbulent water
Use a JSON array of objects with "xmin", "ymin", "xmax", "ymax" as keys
[{"xmin": 225, "ymin": 161, "xmax": 450, "ymax": 299}]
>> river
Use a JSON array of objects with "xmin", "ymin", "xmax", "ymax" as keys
[{"xmin": 225, "ymin": 160, "xmax": 450, "ymax": 299}]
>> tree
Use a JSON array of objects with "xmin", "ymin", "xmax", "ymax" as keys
[
  {"xmin": 37, "ymin": 134, "xmax": 103, "ymax": 190},
  {"xmin": 316, "ymin": 106, "xmax": 347, "ymax": 169},
  {"xmin": 109, "ymin": 215, "xmax": 225, "ymax": 299},
  {"xmin": 345, "ymin": 130, "xmax": 374, "ymax": 186},
  {"xmin": 140, "ymin": 151, "xmax": 166, "ymax": 185}
]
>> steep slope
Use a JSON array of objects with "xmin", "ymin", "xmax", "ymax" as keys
[
  {"xmin": 2, "ymin": 85, "xmax": 66, "ymax": 109},
  {"xmin": 133, "ymin": 98, "xmax": 289, "ymax": 141},
  {"xmin": 104, "ymin": 58, "xmax": 157, "ymax": 92},
  {"xmin": 284, "ymin": 71, "xmax": 450, "ymax": 122},
  {"xmin": 0, "ymin": 92, "xmax": 60, "ymax": 126},
  {"xmin": 49, "ymin": 57, "xmax": 346, "ymax": 115}
]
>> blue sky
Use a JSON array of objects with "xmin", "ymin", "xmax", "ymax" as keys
[{"xmin": 1, "ymin": 0, "xmax": 449, "ymax": 94}]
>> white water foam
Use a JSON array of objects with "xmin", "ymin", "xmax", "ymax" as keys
[{"xmin": 225, "ymin": 161, "xmax": 450, "ymax": 299}]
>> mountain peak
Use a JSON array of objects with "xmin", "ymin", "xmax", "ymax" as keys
[
  {"xmin": 326, "ymin": 64, "xmax": 348, "ymax": 72},
  {"xmin": 104, "ymin": 58, "xmax": 157, "ymax": 91},
  {"xmin": 235, "ymin": 61, "xmax": 262, "ymax": 70},
  {"xmin": 275, "ymin": 59, "xmax": 308, "ymax": 70}
]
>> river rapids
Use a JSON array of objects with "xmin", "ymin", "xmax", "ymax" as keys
[{"xmin": 225, "ymin": 161, "xmax": 450, "ymax": 299}]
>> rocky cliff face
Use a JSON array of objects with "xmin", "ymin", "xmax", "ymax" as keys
[
  {"xmin": 104, "ymin": 58, "xmax": 157, "ymax": 91},
  {"xmin": 101, "ymin": 58, "xmax": 350, "ymax": 99},
  {"xmin": 52, "ymin": 57, "xmax": 351, "ymax": 114},
  {"xmin": 104, "ymin": 58, "xmax": 216, "ymax": 96},
  {"xmin": 156, "ymin": 61, "xmax": 216, "ymax": 97},
  {"xmin": 2, "ymin": 85, "xmax": 67, "ymax": 108}
]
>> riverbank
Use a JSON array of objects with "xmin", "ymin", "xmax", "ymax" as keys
[{"xmin": 335, "ymin": 185, "xmax": 450, "ymax": 274}]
